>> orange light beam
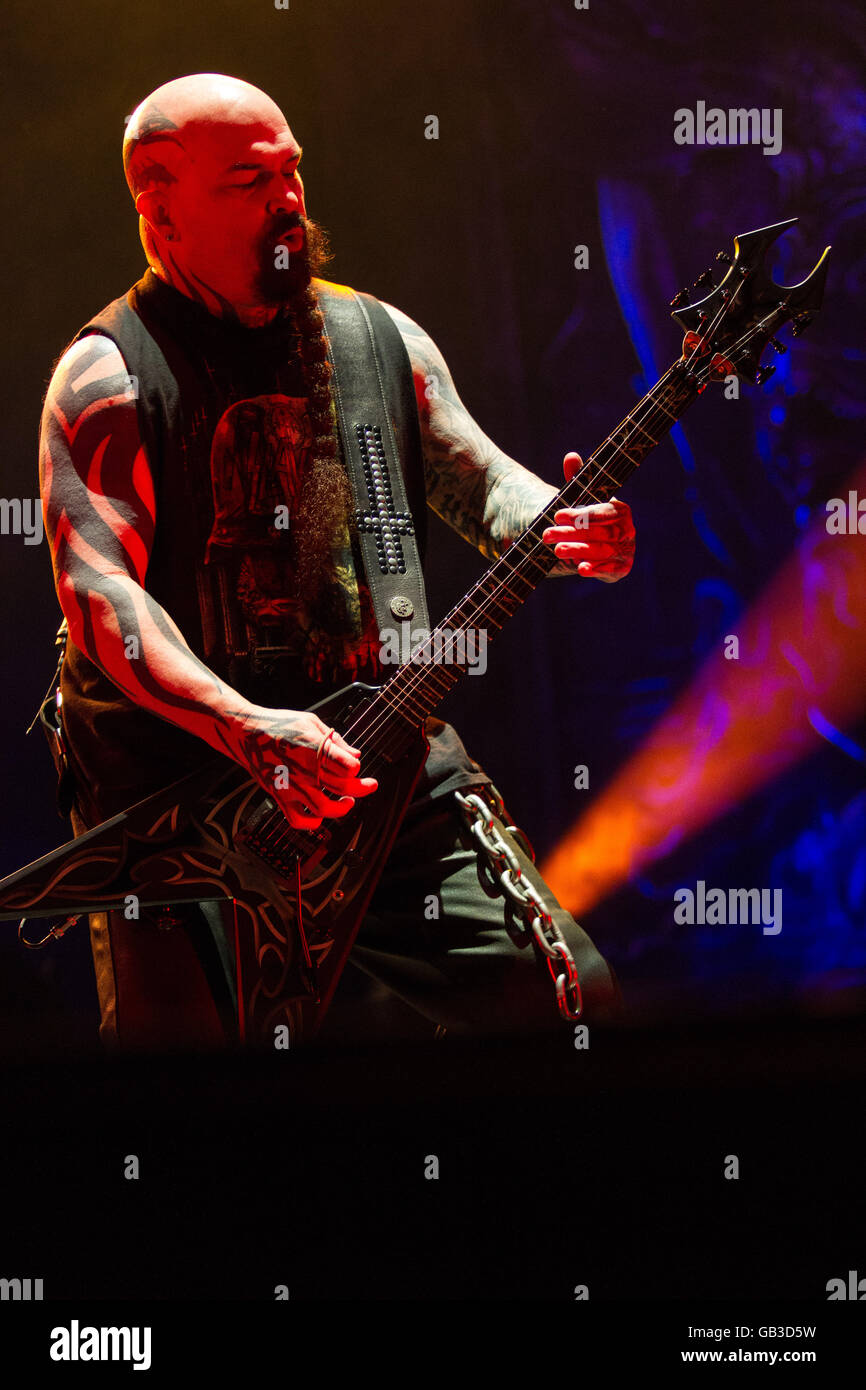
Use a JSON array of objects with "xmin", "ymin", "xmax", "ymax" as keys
[{"xmin": 541, "ymin": 458, "xmax": 866, "ymax": 917}]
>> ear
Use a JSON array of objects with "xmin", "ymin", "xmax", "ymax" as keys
[{"xmin": 135, "ymin": 188, "xmax": 177, "ymax": 242}]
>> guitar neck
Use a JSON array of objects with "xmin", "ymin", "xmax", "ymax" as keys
[{"xmin": 367, "ymin": 357, "xmax": 700, "ymax": 735}]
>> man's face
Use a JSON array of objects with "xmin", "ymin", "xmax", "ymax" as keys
[{"xmin": 164, "ymin": 116, "xmax": 319, "ymax": 306}]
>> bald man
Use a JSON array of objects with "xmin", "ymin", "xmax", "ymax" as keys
[{"xmin": 38, "ymin": 74, "xmax": 633, "ymax": 1051}]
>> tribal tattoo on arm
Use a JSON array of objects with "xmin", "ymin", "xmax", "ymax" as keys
[
  {"xmin": 380, "ymin": 301, "xmax": 635, "ymax": 581},
  {"xmin": 39, "ymin": 333, "xmax": 251, "ymax": 753}
]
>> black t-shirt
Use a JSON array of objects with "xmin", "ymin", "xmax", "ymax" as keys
[{"xmin": 56, "ymin": 270, "xmax": 490, "ymax": 825}]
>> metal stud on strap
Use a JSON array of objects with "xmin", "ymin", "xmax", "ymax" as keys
[{"xmin": 354, "ymin": 423, "xmax": 414, "ymax": 576}]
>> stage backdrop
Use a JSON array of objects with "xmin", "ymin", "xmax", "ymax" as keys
[{"xmin": 1, "ymin": 0, "xmax": 864, "ymax": 1049}]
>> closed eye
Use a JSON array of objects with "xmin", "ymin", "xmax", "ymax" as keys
[{"xmin": 232, "ymin": 166, "xmax": 301, "ymax": 190}]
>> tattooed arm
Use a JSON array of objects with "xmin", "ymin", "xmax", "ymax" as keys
[
  {"xmin": 39, "ymin": 333, "xmax": 375, "ymax": 828},
  {"xmin": 380, "ymin": 301, "xmax": 634, "ymax": 582}
]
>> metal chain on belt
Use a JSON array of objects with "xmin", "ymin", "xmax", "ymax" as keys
[{"xmin": 454, "ymin": 786, "xmax": 583, "ymax": 1021}]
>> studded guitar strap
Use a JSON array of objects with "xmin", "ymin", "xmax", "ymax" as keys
[{"xmin": 316, "ymin": 281, "xmax": 431, "ymax": 641}]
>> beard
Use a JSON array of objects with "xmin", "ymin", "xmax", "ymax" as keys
[
  {"xmin": 252, "ymin": 214, "xmax": 333, "ymax": 306},
  {"xmin": 292, "ymin": 452, "xmax": 357, "ymax": 634},
  {"xmin": 252, "ymin": 213, "xmax": 356, "ymax": 630}
]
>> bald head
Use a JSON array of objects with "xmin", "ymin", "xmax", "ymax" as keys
[{"xmin": 123, "ymin": 73, "xmax": 288, "ymax": 197}]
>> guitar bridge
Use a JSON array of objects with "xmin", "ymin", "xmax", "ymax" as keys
[{"xmin": 237, "ymin": 799, "xmax": 330, "ymax": 883}]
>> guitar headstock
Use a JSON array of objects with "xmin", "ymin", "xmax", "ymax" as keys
[{"xmin": 670, "ymin": 218, "xmax": 830, "ymax": 388}]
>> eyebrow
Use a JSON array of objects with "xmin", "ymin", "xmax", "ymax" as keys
[{"xmin": 224, "ymin": 146, "xmax": 303, "ymax": 174}]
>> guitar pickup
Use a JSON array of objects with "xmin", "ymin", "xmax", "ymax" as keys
[{"xmin": 242, "ymin": 796, "xmax": 277, "ymax": 837}]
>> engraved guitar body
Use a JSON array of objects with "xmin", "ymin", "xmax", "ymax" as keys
[{"xmin": 0, "ymin": 683, "xmax": 429, "ymax": 1045}]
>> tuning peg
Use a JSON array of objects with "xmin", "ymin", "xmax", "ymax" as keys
[
  {"xmin": 670, "ymin": 287, "xmax": 691, "ymax": 308},
  {"xmin": 770, "ymin": 338, "xmax": 788, "ymax": 354},
  {"xmin": 790, "ymin": 313, "xmax": 815, "ymax": 337},
  {"xmin": 693, "ymin": 268, "xmax": 715, "ymax": 290},
  {"xmin": 715, "ymin": 251, "xmax": 733, "ymax": 265},
  {"xmin": 756, "ymin": 364, "xmax": 776, "ymax": 386}
]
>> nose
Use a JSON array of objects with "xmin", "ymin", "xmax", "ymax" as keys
[{"xmin": 266, "ymin": 182, "xmax": 304, "ymax": 220}]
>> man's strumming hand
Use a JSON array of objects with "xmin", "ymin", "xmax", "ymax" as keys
[{"xmin": 223, "ymin": 706, "xmax": 378, "ymax": 832}]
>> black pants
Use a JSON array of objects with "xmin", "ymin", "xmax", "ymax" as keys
[{"xmin": 78, "ymin": 785, "xmax": 623, "ymax": 1051}]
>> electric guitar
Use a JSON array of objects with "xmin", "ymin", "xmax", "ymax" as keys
[{"xmin": 0, "ymin": 219, "xmax": 829, "ymax": 1045}]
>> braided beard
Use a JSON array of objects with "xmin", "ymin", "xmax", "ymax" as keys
[{"xmin": 277, "ymin": 225, "xmax": 358, "ymax": 633}]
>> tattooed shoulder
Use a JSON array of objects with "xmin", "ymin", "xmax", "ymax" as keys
[
  {"xmin": 378, "ymin": 300, "xmax": 462, "ymax": 407},
  {"xmin": 46, "ymin": 333, "xmax": 137, "ymax": 421}
]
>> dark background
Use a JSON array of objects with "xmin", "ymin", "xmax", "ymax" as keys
[{"xmin": 1, "ymin": 0, "xmax": 864, "ymax": 1050}]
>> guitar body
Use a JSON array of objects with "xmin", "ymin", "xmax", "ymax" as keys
[{"xmin": 0, "ymin": 683, "xmax": 429, "ymax": 1045}]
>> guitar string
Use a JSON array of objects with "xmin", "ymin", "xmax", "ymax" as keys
[
  {"xmin": 350, "ymin": 278, "xmax": 767, "ymax": 750},
  {"xmin": 263, "ymin": 308, "xmax": 777, "ymax": 856},
  {"xmin": 349, "ymin": 293, "xmax": 777, "ymax": 748},
  {"xmin": 344, "ymin": 299, "xmax": 760, "ymax": 746},
  {"xmin": 333, "ymin": 309, "xmax": 776, "ymax": 778},
  {"xmin": 262, "ymin": 309, "xmax": 776, "ymax": 858},
  {"xmin": 352, "ymin": 373, "xmax": 682, "ymax": 722}
]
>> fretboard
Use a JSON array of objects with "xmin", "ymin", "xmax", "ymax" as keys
[{"xmin": 352, "ymin": 358, "xmax": 700, "ymax": 747}]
